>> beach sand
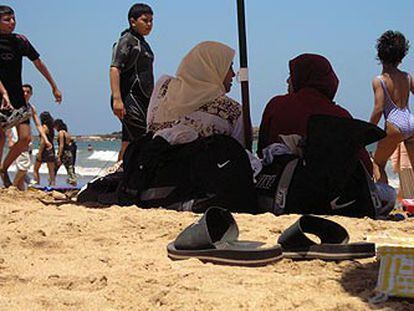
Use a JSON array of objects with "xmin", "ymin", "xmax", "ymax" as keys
[{"xmin": 0, "ymin": 188, "xmax": 413, "ymax": 310}]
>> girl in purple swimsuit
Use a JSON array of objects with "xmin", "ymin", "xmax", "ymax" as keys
[{"xmin": 370, "ymin": 31, "xmax": 414, "ymax": 184}]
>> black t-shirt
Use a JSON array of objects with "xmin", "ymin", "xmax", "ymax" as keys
[
  {"xmin": 111, "ymin": 29, "xmax": 154, "ymax": 101},
  {"xmin": 0, "ymin": 33, "xmax": 40, "ymax": 109}
]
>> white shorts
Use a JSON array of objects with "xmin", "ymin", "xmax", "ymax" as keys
[{"xmin": 16, "ymin": 151, "xmax": 32, "ymax": 171}]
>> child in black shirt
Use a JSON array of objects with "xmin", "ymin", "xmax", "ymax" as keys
[
  {"xmin": 0, "ymin": 5, "xmax": 62, "ymax": 187},
  {"xmin": 110, "ymin": 3, "xmax": 154, "ymax": 160}
]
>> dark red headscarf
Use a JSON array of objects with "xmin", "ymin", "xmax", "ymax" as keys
[
  {"xmin": 289, "ymin": 54, "xmax": 339, "ymax": 100},
  {"xmin": 258, "ymin": 53, "xmax": 373, "ymax": 175}
]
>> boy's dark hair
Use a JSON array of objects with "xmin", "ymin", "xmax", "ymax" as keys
[
  {"xmin": 22, "ymin": 84, "xmax": 33, "ymax": 93},
  {"xmin": 376, "ymin": 30, "xmax": 410, "ymax": 66},
  {"xmin": 128, "ymin": 3, "xmax": 153, "ymax": 22},
  {"xmin": 0, "ymin": 5, "xmax": 14, "ymax": 18},
  {"xmin": 54, "ymin": 119, "xmax": 68, "ymax": 132}
]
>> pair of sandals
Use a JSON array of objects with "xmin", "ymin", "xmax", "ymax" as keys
[{"xmin": 167, "ymin": 207, "xmax": 375, "ymax": 266}]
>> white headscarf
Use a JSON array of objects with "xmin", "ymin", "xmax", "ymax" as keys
[{"xmin": 153, "ymin": 41, "xmax": 235, "ymax": 123}]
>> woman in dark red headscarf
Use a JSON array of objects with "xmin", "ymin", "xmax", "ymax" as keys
[{"xmin": 257, "ymin": 53, "xmax": 373, "ymax": 174}]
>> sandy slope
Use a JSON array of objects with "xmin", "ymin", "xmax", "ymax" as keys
[{"xmin": 0, "ymin": 188, "xmax": 413, "ymax": 310}]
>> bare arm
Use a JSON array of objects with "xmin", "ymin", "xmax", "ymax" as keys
[
  {"xmin": 32, "ymin": 59, "xmax": 62, "ymax": 103},
  {"xmin": 30, "ymin": 105, "xmax": 52, "ymax": 150},
  {"xmin": 0, "ymin": 80, "xmax": 12, "ymax": 109},
  {"xmin": 369, "ymin": 78, "xmax": 384, "ymax": 126},
  {"xmin": 410, "ymin": 74, "xmax": 414, "ymax": 95},
  {"xmin": 110, "ymin": 67, "xmax": 126, "ymax": 119}
]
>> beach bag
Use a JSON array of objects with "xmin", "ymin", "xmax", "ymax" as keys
[
  {"xmin": 256, "ymin": 115, "xmax": 386, "ymax": 218},
  {"xmin": 77, "ymin": 171, "xmax": 123, "ymax": 204},
  {"xmin": 118, "ymin": 134, "xmax": 257, "ymax": 213}
]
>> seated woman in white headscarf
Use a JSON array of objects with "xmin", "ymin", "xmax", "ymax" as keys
[{"xmin": 147, "ymin": 41, "xmax": 245, "ymax": 146}]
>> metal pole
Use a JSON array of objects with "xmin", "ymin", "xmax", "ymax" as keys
[{"xmin": 236, "ymin": 0, "xmax": 253, "ymax": 151}]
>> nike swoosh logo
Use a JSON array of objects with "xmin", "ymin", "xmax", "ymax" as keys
[
  {"xmin": 217, "ymin": 160, "xmax": 230, "ymax": 169},
  {"xmin": 330, "ymin": 196, "xmax": 356, "ymax": 210}
]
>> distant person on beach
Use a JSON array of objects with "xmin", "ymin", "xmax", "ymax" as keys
[
  {"xmin": 54, "ymin": 119, "xmax": 77, "ymax": 186},
  {"xmin": 147, "ymin": 41, "xmax": 244, "ymax": 145},
  {"xmin": 110, "ymin": 3, "xmax": 154, "ymax": 161},
  {"xmin": 87, "ymin": 144, "xmax": 93, "ymax": 152},
  {"xmin": 370, "ymin": 30, "xmax": 414, "ymax": 184},
  {"xmin": 33, "ymin": 112, "xmax": 56, "ymax": 186},
  {"xmin": 257, "ymin": 53, "xmax": 372, "ymax": 173},
  {"xmin": 0, "ymin": 5, "xmax": 62, "ymax": 187},
  {"xmin": 7, "ymin": 84, "xmax": 53, "ymax": 190}
]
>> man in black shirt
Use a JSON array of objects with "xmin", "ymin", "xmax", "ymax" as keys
[
  {"xmin": 110, "ymin": 3, "xmax": 154, "ymax": 160},
  {"xmin": 0, "ymin": 5, "xmax": 62, "ymax": 187}
]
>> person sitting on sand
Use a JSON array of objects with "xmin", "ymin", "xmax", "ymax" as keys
[
  {"xmin": 54, "ymin": 119, "xmax": 77, "ymax": 186},
  {"xmin": 369, "ymin": 30, "xmax": 414, "ymax": 184},
  {"xmin": 147, "ymin": 41, "xmax": 245, "ymax": 146},
  {"xmin": 257, "ymin": 53, "xmax": 372, "ymax": 173},
  {"xmin": 33, "ymin": 111, "xmax": 56, "ymax": 186}
]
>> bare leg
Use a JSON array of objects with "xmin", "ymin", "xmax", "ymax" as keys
[
  {"xmin": 33, "ymin": 160, "xmax": 41, "ymax": 184},
  {"xmin": 13, "ymin": 170, "xmax": 27, "ymax": 190},
  {"xmin": 2, "ymin": 123, "xmax": 31, "ymax": 170},
  {"xmin": 118, "ymin": 141, "xmax": 129, "ymax": 161},
  {"xmin": 0, "ymin": 129, "xmax": 5, "ymax": 164},
  {"xmin": 373, "ymin": 122, "xmax": 404, "ymax": 184},
  {"xmin": 403, "ymin": 137, "xmax": 414, "ymax": 169},
  {"xmin": 47, "ymin": 161, "xmax": 56, "ymax": 186}
]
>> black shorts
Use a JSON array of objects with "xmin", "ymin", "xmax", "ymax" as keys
[
  {"xmin": 38, "ymin": 148, "xmax": 55, "ymax": 163},
  {"xmin": 111, "ymin": 93, "xmax": 149, "ymax": 142}
]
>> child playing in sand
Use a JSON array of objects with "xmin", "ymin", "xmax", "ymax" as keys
[
  {"xmin": 0, "ymin": 5, "xmax": 62, "ymax": 187},
  {"xmin": 110, "ymin": 3, "xmax": 155, "ymax": 160},
  {"xmin": 54, "ymin": 119, "xmax": 77, "ymax": 186},
  {"xmin": 33, "ymin": 112, "xmax": 56, "ymax": 186},
  {"xmin": 370, "ymin": 30, "xmax": 414, "ymax": 184}
]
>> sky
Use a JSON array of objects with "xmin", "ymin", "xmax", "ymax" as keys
[{"xmin": 3, "ymin": 0, "xmax": 414, "ymax": 134}]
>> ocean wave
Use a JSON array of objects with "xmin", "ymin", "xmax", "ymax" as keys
[
  {"xmin": 7, "ymin": 165, "xmax": 105, "ymax": 177},
  {"xmin": 87, "ymin": 150, "xmax": 118, "ymax": 162}
]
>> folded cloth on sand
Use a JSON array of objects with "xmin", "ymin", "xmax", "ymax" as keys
[
  {"xmin": 278, "ymin": 215, "xmax": 375, "ymax": 260},
  {"xmin": 167, "ymin": 207, "xmax": 283, "ymax": 266}
]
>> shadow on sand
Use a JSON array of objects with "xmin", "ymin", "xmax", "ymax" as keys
[{"xmin": 340, "ymin": 261, "xmax": 414, "ymax": 310}]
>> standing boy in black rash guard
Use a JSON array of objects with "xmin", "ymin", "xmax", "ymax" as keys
[
  {"xmin": 110, "ymin": 3, "xmax": 154, "ymax": 160},
  {"xmin": 0, "ymin": 5, "xmax": 62, "ymax": 187}
]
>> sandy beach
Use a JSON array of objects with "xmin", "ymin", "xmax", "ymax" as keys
[{"xmin": 0, "ymin": 188, "xmax": 413, "ymax": 310}]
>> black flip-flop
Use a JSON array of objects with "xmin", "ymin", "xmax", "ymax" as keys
[
  {"xmin": 278, "ymin": 215, "xmax": 375, "ymax": 260},
  {"xmin": 167, "ymin": 207, "xmax": 283, "ymax": 266}
]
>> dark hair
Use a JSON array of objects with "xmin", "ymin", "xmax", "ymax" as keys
[
  {"xmin": 0, "ymin": 5, "xmax": 14, "ymax": 18},
  {"xmin": 40, "ymin": 111, "xmax": 55, "ymax": 140},
  {"xmin": 22, "ymin": 84, "xmax": 33, "ymax": 93},
  {"xmin": 128, "ymin": 3, "xmax": 153, "ymax": 22},
  {"xmin": 376, "ymin": 30, "xmax": 410, "ymax": 66},
  {"xmin": 54, "ymin": 119, "xmax": 68, "ymax": 132}
]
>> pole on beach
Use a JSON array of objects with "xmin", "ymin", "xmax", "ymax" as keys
[{"xmin": 236, "ymin": 0, "xmax": 253, "ymax": 151}]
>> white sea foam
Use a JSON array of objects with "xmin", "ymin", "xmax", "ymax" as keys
[
  {"xmin": 87, "ymin": 150, "xmax": 118, "ymax": 162},
  {"xmin": 7, "ymin": 165, "xmax": 103, "ymax": 177}
]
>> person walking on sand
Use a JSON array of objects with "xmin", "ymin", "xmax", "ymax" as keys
[
  {"xmin": 370, "ymin": 30, "xmax": 414, "ymax": 184},
  {"xmin": 33, "ymin": 112, "xmax": 56, "ymax": 186},
  {"xmin": 110, "ymin": 3, "xmax": 154, "ymax": 161},
  {"xmin": 54, "ymin": 119, "xmax": 77, "ymax": 186},
  {"xmin": 7, "ymin": 84, "xmax": 53, "ymax": 190},
  {"xmin": 0, "ymin": 5, "xmax": 62, "ymax": 187}
]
